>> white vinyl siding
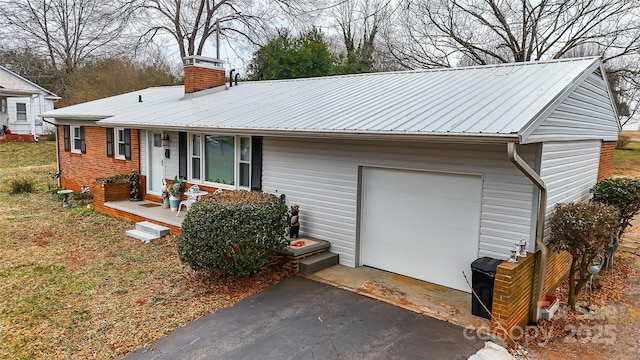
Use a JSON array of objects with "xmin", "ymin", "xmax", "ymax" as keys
[
  {"xmin": 540, "ymin": 140, "xmax": 601, "ymax": 240},
  {"xmin": 525, "ymin": 71, "xmax": 619, "ymax": 143},
  {"xmin": 262, "ymin": 138, "xmax": 538, "ymax": 267}
]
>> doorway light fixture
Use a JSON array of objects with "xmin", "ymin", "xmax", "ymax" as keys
[{"xmin": 161, "ymin": 133, "xmax": 170, "ymax": 147}]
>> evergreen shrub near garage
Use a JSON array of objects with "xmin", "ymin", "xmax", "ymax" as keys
[
  {"xmin": 591, "ymin": 177, "xmax": 640, "ymax": 237},
  {"xmin": 177, "ymin": 191, "xmax": 290, "ymax": 277}
]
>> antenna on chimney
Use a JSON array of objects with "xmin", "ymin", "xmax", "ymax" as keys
[{"xmin": 216, "ymin": 18, "xmax": 220, "ymax": 59}]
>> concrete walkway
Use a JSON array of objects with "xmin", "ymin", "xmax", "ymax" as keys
[
  {"xmin": 305, "ymin": 265, "xmax": 490, "ymax": 333},
  {"xmin": 620, "ymin": 214, "xmax": 640, "ymax": 254},
  {"xmin": 125, "ymin": 277, "xmax": 484, "ymax": 359}
]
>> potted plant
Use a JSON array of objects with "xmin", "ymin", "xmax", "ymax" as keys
[{"xmin": 168, "ymin": 176, "xmax": 185, "ymax": 211}]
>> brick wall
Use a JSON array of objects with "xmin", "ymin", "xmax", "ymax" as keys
[
  {"xmin": 184, "ymin": 65, "xmax": 226, "ymax": 93},
  {"xmin": 490, "ymin": 246, "xmax": 571, "ymax": 342},
  {"xmin": 58, "ymin": 125, "xmax": 140, "ymax": 193},
  {"xmin": 597, "ymin": 141, "xmax": 616, "ymax": 181}
]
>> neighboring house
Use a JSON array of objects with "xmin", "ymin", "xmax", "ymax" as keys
[
  {"xmin": 0, "ymin": 65, "xmax": 60, "ymax": 137},
  {"xmin": 42, "ymin": 56, "xmax": 619, "ymax": 338}
]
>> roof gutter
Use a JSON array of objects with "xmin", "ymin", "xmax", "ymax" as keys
[
  {"xmin": 507, "ymin": 142, "xmax": 547, "ymax": 323},
  {"xmin": 94, "ymin": 123, "xmax": 521, "ymax": 144}
]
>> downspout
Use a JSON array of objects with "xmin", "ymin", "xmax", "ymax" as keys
[
  {"xmin": 507, "ymin": 142, "xmax": 547, "ymax": 323},
  {"xmin": 41, "ymin": 118, "xmax": 61, "ymax": 186}
]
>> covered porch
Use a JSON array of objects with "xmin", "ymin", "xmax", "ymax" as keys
[{"xmin": 104, "ymin": 200, "xmax": 184, "ymax": 234}]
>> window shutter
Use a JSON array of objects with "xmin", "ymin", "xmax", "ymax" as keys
[
  {"xmin": 124, "ymin": 128, "xmax": 131, "ymax": 160},
  {"xmin": 63, "ymin": 125, "xmax": 70, "ymax": 152},
  {"xmin": 179, "ymin": 132, "xmax": 187, "ymax": 179},
  {"xmin": 251, "ymin": 136, "xmax": 263, "ymax": 190},
  {"xmin": 106, "ymin": 128, "xmax": 113, "ymax": 157},
  {"xmin": 80, "ymin": 126, "xmax": 86, "ymax": 154}
]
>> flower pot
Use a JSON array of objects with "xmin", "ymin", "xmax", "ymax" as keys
[
  {"xmin": 169, "ymin": 195, "xmax": 180, "ymax": 211},
  {"xmin": 539, "ymin": 295, "xmax": 559, "ymax": 320}
]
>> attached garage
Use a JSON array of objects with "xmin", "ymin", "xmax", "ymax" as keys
[{"xmin": 359, "ymin": 167, "xmax": 482, "ymax": 292}]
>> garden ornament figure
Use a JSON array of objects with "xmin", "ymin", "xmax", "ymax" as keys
[
  {"xmin": 290, "ymin": 204, "xmax": 300, "ymax": 238},
  {"xmin": 129, "ymin": 169, "xmax": 141, "ymax": 201},
  {"xmin": 161, "ymin": 179, "xmax": 169, "ymax": 208}
]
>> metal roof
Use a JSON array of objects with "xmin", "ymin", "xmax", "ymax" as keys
[{"xmin": 42, "ymin": 57, "xmax": 605, "ymax": 142}]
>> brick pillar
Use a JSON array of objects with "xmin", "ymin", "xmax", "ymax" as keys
[
  {"xmin": 597, "ymin": 141, "xmax": 616, "ymax": 181},
  {"xmin": 490, "ymin": 246, "xmax": 571, "ymax": 343}
]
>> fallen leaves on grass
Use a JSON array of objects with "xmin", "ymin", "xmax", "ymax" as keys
[
  {"xmin": 0, "ymin": 167, "xmax": 293, "ymax": 359},
  {"xmin": 526, "ymin": 252, "xmax": 639, "ymax": 346}
]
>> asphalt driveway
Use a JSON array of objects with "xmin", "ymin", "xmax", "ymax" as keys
[{"xmin": 125, "ymin": 277, "xmax": 484, "ymax": 359}]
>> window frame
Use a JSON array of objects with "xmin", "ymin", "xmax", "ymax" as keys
[
  {"xmin": 71, "ymin": 125, "xmax": 83, "ymax": 154},
  {"xmin": 238, "ymin": 137, "xmax": 251, "ymax": 189},
  {"xmin": 188, "ymin": 133, "xmax": 251, "ymax": 190},
  {"xmin": 115, "ymin": 127, "xmax": 127, "ymax": 160},
  {"xmin": 16, "ymin": 102, "xmax": 27, "ymax": 122},
  {"xmin": 191, "ymin": 134, "xmax": 201, "ymax": 181}
]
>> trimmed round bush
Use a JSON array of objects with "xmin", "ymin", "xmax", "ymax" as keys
[
  {"xmin": 177, "ymin": 191, "xmax": 289, "ymax": 277},
  {"xmin": 591, "ymin": 177, "xmax": 640, "ymax": 236}
]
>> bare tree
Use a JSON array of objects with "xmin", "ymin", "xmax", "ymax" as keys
[
  {"xmin": 0, "ymin": 0, "xmax": 136, "ymax": 92},
  {"xmin": 139, "ymin": 0, "xmax": 318, "ymax": 61},
  {"xmin": 330, "ymin": 0, "xmax": 392, "ymax": 73},
  {"xmin": 389, "ymin": 0, "xmax": 640, "ymax": 68}
]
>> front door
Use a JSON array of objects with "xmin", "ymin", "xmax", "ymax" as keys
[{"xmin": 148, "ymin": 132, "xmax": 165, "ymax": 195}]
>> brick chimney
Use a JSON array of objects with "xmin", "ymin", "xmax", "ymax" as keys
[{"xmin": 183, "ymin": 56, "xmax": 226, "ymax": 94}]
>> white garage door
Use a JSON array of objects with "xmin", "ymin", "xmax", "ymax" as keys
[{"xmin": 360, "ymin": 167, "xmax": 482, "ymax": 292}]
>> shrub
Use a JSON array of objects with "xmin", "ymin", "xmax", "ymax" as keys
[
  {"xmin": 44, "ymin": 129, "xmax": 57, "ymax": 141},
  {"xmin": 8, "ymin": 176, "xmax": 36, "ymax": 194},
  {"xmin": 591, "ymin": 177, "xmax": 640, "ymax": 237},
  {"xmin": 549, "ymin": 202, "xmax": 619, "ymax": 310},
  {"xmin": 616, "ymin": 135, "xmax": 631, "ymax": 149},
  {"xmin": 177, "ymin": 191, "xmax": 289, "ymax": 277},
  {"xmin": 95, "ymin": 174, "xmax": 131, "ymax": 184}
]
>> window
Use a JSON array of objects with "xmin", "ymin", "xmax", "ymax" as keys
[
  {"xmin": 239, "ymin": 137, "xmax": 251, "ymax": 188},
  {"xmin": 205, "ymin": 135, "xmax": 235, "ymax": 185},
  {"xmin": 106, "ymin": 127, "xmax": 131, "ymax": 159},
  {"xmin": 64, "ymin": 125, "xmax": 85, "ymax": 154},
  {"xmin": 189, "ymin": 134, "xmax": 251, "ymax": 188},
  {"xmin": 0, "ymin": 97, "xmax": 6, "ymax": 113},
  {"xmin": 16, "ymin": 103, "xmax": 27, "ymax": 121},
  {"xmin": 191, "ymin": 135, "xmax": 201, "ymax": 180},
  {"xmin": 72, "ymin": 126, "xmax": 83, "ymax": 153},
  {"xmin": 116, "ymin": 128, "xmax": 126, "ymax": 159}
]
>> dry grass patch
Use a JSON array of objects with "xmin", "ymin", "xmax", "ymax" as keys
[{"xmin": 0, "ymin": 142, "xmax": 292, "ymax": 359}]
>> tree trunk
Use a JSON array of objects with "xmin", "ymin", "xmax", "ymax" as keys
[{"xmin": 568, "ymin": 257, "xmax": 578, "ymax": 311}]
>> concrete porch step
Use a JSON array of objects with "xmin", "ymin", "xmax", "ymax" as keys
[
  {"xmin": 299, "ymin": 252, "xmax": 339, "ymax": 274},
  {"xmin": 126, "ymin": 221, "xmax": 171, "ymax": 243},
  {"xmin": 126, "ymin": 229, "xmax": 159, "ymax": 244},
  {"xmin": 136, "ymin": 221, "xmax": 171, "ymax": 238}
]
